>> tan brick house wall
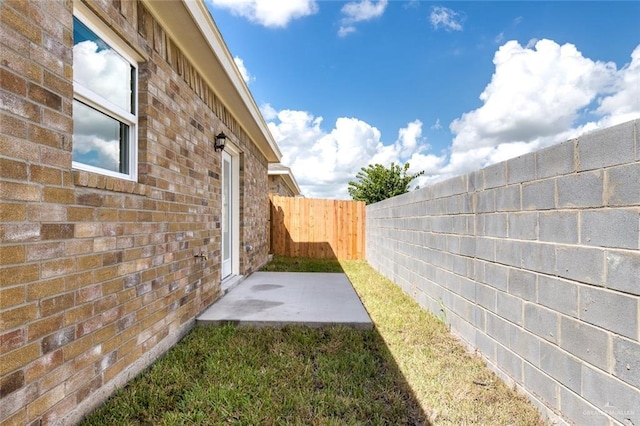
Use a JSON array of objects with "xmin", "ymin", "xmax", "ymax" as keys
[
  {"xmin": 268, "ymin": 163, "xmax": 302, "ymax": 197},
  {"xmin": 0, "ymin": 1, "xmax": 280, "ymax": 424},
  {"xmin": 268, "ymin": 175, "xmax": 296, "ymax": 197}
]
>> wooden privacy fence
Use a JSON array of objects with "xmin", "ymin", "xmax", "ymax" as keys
[{"xmin": 269, "ymin": 196, "xmax": 366, "ymax": 260}]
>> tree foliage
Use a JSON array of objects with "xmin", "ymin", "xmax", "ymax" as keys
[{"xmin": 348, "ymin": 162, "xmax": 424, "ymax": 205}]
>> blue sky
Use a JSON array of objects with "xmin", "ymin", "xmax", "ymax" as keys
[{"xmin": 206, "ymin": 1, "xmax": 640, "ymax": 199}]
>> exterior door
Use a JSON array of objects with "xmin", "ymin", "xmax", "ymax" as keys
[{"xmin": 221, "ymin": 151, "xmax": 232, "ymax": 279}]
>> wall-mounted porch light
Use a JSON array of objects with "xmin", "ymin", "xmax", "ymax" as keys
[{"xmin": 214, "ymin": 132, "xmax": 227, "ymax": 152}]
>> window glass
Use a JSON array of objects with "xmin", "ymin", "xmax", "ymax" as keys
[
  {"xmin": 73, "ymin": 17, "xmax": 133, "ymax": 112},
  {"xmin": 72, "ymin": 13, "xmax": 137, "ymax": 180},
  {"xmin": 73, "ymin": 100, "xmax": 129, "ymax": 174}
]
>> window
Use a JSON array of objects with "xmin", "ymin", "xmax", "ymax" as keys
[{"xmin": 72, "ymin": 10, "xmax": 138, "ymax": 180}]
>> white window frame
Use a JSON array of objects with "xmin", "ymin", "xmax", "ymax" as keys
[{"xmin": 72, "ymin": 4, "xmax": 140, "ymax": 181}]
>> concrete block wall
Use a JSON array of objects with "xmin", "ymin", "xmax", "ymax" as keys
[
  {"xmin": 366, "ymin": 120, "xmax": 639, "ymax": 425},
  {"xmin": 0, "ymin": 1, "xmax": 271, "ymax": 424}
]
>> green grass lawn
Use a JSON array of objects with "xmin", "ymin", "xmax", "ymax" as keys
[{"xmin": 82, "ymin": 256, "xmax": 546, "ymax": 425}]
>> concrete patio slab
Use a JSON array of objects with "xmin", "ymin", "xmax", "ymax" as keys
[{"xmin": 196, "ymin": 272, "xmax": 372, "ymax": 328}]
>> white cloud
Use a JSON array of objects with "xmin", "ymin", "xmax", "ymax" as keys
[
  {"xmin": 595, "ymin": 44, "xmax": 640, "ymax": 127},
  {"xmin": 233, "ymin": 56, "xmax": 253, "ymax": 84},
  {"xmin": 260, "ymin": 103, "xmax": 278, "ymax": 121},
  {"xmin": 338, "ymin": 26, "xmax": 357, "ymax": 38},
  {"xmin": 73, "ymin": 99, "xmax": 120, "ymax": 170},
  {"xmin": 266, "ymin": 111, "xmax": 444, "ymax": 198},
  {"xmin": 73, "ymin": 40, "xmax": 130, "ymax": 110},
  {"xmin": 264, "ymin": 41, "xmax": 639, "ymax": 199},
  {"xmin": 341, "ymin": 0, "xmax": 387, "ymax": 21},
  {"xmin": 338, "ymin": 0, "xmax": 387, "ymax": 37},
  {"xmin": 72, "ymin": 134, "xmax": 119, "ymax": 170},
  {"xmin": 430, "ymin": 6, "xmax": 464, "ymax": 32},
  {"xmin": 207, "ymin": 0, "xmax": 318, "ymax": 28},
  {"xmin": 445, "ymin": 39, "xmax": 625, "ymax": 177}
]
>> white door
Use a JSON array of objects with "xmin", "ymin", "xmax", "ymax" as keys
[{"xmin": 221, "ymin": 152, "xmax": 232, "ymax": 279}]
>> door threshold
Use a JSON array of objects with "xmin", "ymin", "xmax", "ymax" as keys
[{"xmin": 221, "ymin": 274, "xmax": 244, "ymax": 294}]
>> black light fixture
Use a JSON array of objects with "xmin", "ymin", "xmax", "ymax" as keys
[{"xmin": 214, "ymin": 132, "xmax": 227, "ymax": 152}]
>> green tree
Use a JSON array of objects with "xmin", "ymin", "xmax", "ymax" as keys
[{"xmin": 348, "ymin": 162, "xmax": 424, "ymax": 205}]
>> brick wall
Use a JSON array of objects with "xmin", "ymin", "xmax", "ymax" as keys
[
  {"xmin": 1, "ymin": 1, "xmax": 271, "ymax": 424},
  {"xmin": 268, "ymin": 175, "xmax": 296, "ymax": 197},
  {"xmin": 366, "ymin": 120, "xmax": 639, "ymax": 425}
]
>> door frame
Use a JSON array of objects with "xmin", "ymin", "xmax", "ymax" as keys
[{"xmin": 221, "ymin": 144, "xmax": 240, "ymax": 281}]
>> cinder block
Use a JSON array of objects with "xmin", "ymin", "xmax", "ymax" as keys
[
  {"xmin": 495, "ymin": 185, "xmax": 521, "ymax": 212},
  {"xmin": 521, "ymin": 241, "xmax": 556, "ymax": 275},
  {"xmin": 537, "ymin": 275, "xmax": 578, "ymax": 317},
  {"xmin": 536, "ymin": 139, "xmax": 576, "ymax": 179},
  {"xmin": 613, "ymin": 335, "xmax": 640, "ymax": 388},
  {"xmin": 524, "ymin": 303, "xmax": 558, "ymax": 344},
  {"xmin": 555, "ymin": 245, "xmax": 604, "ymax": 285},
  {"xmin": 468, "ymin": 170, "xmax": 483, "ymax": 192},
  {"xmin": 559, "ymin": 316, "xmax": 610, "ymax": 371},
  {"xmin": 540, "ymin": 341, "xmax": 582, "ymax": 393},
  {"xmin": 476, "ymin": 282, "xmax": 497, "ymax": 311},
  {"xmin": 476, "ymin": 330, "xmax": 496, "ymax": 360},
  {"xmin": 486, "ymin": 311, "xmax": 517, "ymax": 346},
  {"xmin": 578, "ymin": 119, "xmax": 636, "ymax": 171},
  {"xmin": 452, "ymin": 255, "xmax": 468, "ymax": 277},
  {"xmin": 522, "ymin": 179, "xmax": 555, "ymax": 211},
  {"xmin": 559, "ymin": 387, "xmax": 610, "ymax": 426},
  {"xmin": 483, "ymin": 162, "xmax": 507, "ymax": 189},
  {"xmin": 580, "ymin": 286, "xmax": 638, "ymax": 339},
  {"xmin": 538, "ymin": 211, "xmax": 579, "ymax": 244},
  {"xmin": 459, "ymin": 235, "xmax": 475, "ymax": 257},
  {"xmin": 507, "ymin": 153, "xmax": 536, "ymax": 185},
  {"xmin": 450, "ymin": 313, "xmax": 477, "ymax": 348},
  {"xmin": 431, "ymin": 180, "xmax": 450, "ymax": 199},
  {"xmin": 449, "ymin": 174, "xmax": 468, "ymax": 196},
  {"xmin": 508, "ymin": 268, "xmax": 537, "ymax": 301},
  {"xmin": 476, "ymin": 189, "xmax": 495, "ymax": 213},
  {"xmin": 471, "ymin": 304, "xmax": 485, "ymax": 329},
  {"xmin": 497, "ymin": 343, "xmax": 523, "ymax": 381},
  {"xmin": 452, "ymin": 215, "xmax": 471, "ymax": 234},
  {"xmin": 483, "ymin": 262, "xmax": 509, "ymax": 291},
  {"xmin": 605, "ymin": 162, "xmax": 640, "ymax": 206},
  {"xmin": 581, "ymin": 208, "xmax": 639, "ymax": 250},
  {"xmin": 459, "ymin": 193, "xmax": 473, "ymax": 214},
  {"xmin": 606, "ymin": 249, "xmax": 640, "ymax": 296},
  {"xmin": 476, "ymin": 237, "xmax": 495, "ymax": 261},
  {"xmin": 432, "ymin": 215, "xmax": 453, "ymax": 233},
  {"xmin": 484, "ymin": 213, "xmax": 508, "ymax": 238},
  {"xmin": 636, "ymin": 119, "xmax": 639, "ymax": 161},
  {"xmin": 523, "ymin": 363, "xmax": 559, "ymax": 409},
  {"xmin": 581, "ymin": 364, "xmax": 640, "ymax": 425},
  {"xmin": 497, "ymin": 290, "xmax": 523, "ymax": 325},
  {"xmin": 557, "ymin": 170, "xmax": 604, "ymax": 208},
  {"xmin": 508, "ymin": 212, "xmax": 537, "ymax": 240},
  {"xmin": 496, "ymin": 239, "xmax": 522, "ymax": 268},
  {"xmin": 510, "ymin": 328, "xmax": 542, "ymax": 366}
]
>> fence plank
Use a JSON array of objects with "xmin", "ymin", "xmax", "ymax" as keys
[{"xmin": 269, "ymin": 196, "xmax": 365, "ymax": 260}]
